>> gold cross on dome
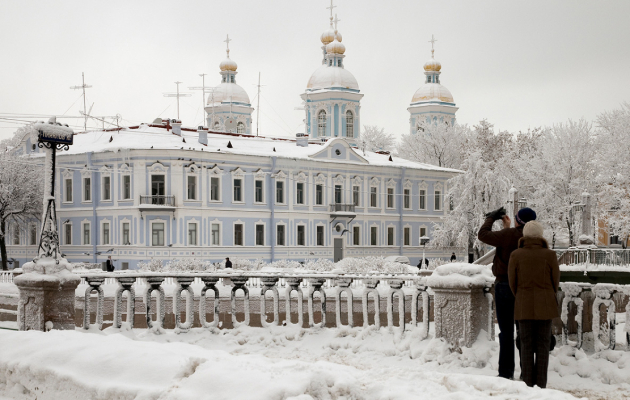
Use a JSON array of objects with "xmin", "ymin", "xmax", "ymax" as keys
[
  {"xmin": 334, "ymin": 14, "xmax": 341, "ymax": 31},
  {"xmin": 429, "ymin": 34, "xmax": 437, "ymax": 57},
  {"xmin": 326, "ymin": 0, "xmax": 336, "ymax": 22},
  {"xmin": 224, "ymin": 34, "xmax": 231, "ymax": 57}
]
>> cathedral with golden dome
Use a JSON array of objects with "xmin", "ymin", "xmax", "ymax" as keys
[{"xmin": 408, "ymin": 35, "xmax": 459, "ymax": 134}]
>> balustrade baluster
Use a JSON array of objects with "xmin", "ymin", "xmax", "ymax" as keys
[
  {"xmin": 285, "ymin": 277, "xmax": 304, "ymax": 327},
  {"xmin": 144, "ymin": 277, "xmax": 166, "ymax": 330},
  {"xmin": 592, "ymin": 284, "xmax": 618, "ymax": 351},
  {"xmin": 362, "ymin": 279, "xmax": 380, "ymax": 328},
  {"xmin": 308, "ymin": 278, "xmax": 327, "ymax": 328},
  {"xmin": 260, "ymin": 277, "xmax": 279, "ymax": 327},
  {"xmin": 173, "ymin": 277, "xmax": 195, "ymax": 332},
  {"xmin": 83, "ymin": 277, "xmax": 105, "ymax": 330},
  {"xmin": 334, "ymin": 277, "xmax": 353, "ymax": 328},
  {"xmin": 411, "ymin": 283, "xmax": 430, "ymax": 339},
  {"xmin": 230, "ymin": 276, "xmax": 250, "ymax": 327},
  {"xmin": 113, "ymin": 277, "xmax": 136, "ymax": 329},
  {"xmin": 387, "ymin": 279, "xmax": 405, "ymax": 331},
  {"xmin": 560, "ymin": 283, "xmax": 586, "ymax": 349},
  {"xmin": 199, "ymin": 277, "xmax": 220, "ymax": 328},
  {"xmin": 483, "ymin": 286, "xmax": 495, "ymax": 341}
]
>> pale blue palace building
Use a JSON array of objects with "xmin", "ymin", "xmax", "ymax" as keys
[{"xmin": 8, "ymin": 11, "xmax": 460, "ymax": 270}]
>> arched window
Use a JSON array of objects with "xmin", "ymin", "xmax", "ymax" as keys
[
  {"xmin": 345, "ymin": 110, "xmax": 354, "ymax": 138},
  {"xmin": 237, "ymin": 122, "xmax": 245, "ymax": 134},
  {"xmin": 318, "ymin": 110, "xmax": 327, "ymax": 137}
]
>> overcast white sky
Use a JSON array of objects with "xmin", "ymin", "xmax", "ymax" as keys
[{"xmin": 1, "ymin": 0, "xmax": 629, "ymax": 142}]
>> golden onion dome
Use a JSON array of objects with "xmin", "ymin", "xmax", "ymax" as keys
[
  {"xmin": 321, "ymin": 27, "xmax": 336, "ymax": 45},
  {"xmin": 219, "ymin": 58, "xmax": 238, "ymax": 72},
  {"xmin": 423, "ymin": 58, "xmax": 441, "ymax": 72},
  {"xmin": 326, "ymin": 40, "xmax": 346, "ymax": 55}
]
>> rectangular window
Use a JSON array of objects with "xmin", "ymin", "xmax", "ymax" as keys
[
  {"xmin": 277, "ymin": 225, "xmax": 285, "ymax": 246},
  {"xmin": 334, "ymin": 185, "xmax": 342, "ymax": 204},
  {"xmin": 404, "ymin": 227, "xmax": 410, "ymax": 246},
  {"xmin": 420, "ymin": 227, "xmax": 427, "ymax": 238},
  {"xmin": 353, "ymin": 226, "xmax": 360, "ymax": 246},
  {"xmin": 64, "ymin": 224, "xmax": 71, "ymax": 245},
  {"xmin": 370, "ymin": 226, "xmax": 377, "ymax": 246},
  {"xmin": 316, "ymin": 226, "xmax": 324, "ymax": 246},
  {"xmin": 210, "ymin": 177, "xmax": 220, "ymax": 201},
  {"xmin": 13, "ymin": 226, "xmax": 19, "ymax": 245},
  {"xmin": 187, "ymin": 176, "xmax": 197, "ymax": 200},
  {"xmin": 123, "ymin": 175, "xmax": 131, "ymax": 199},
  {"xmin": 352, "ymin": 186, "xmax": 360, "ymax": 206},
  {"xmin": 102, "ymin": 176, "xmax": 111, "ymax": 201},
  {"xmin": 403, "ymin": 189, "xmax": 410, "ymax": 209},
  {"xmin": 102, "ymin": 222, "xmax": 110, "ymax": 245},
  {"xmin": 296, "ymin": 182, "xmax": 304, "ymax": 204},
  {"xmin": 255, "ymin": 180, "xmax": 263, "ymax": 203},
  {"xmin": 419, "ymin": 189, "xmax": 426, "ymax": 210},
  {"xmin": 315, "ymin": 184, "xmax": 323, "ymax": 205},
  {"xmin": 255, "ymin": 224, "xmax": 264, "ymax": 246},
  {"xmin": 387, "ymin": 188, "xmax": 394, "ymax": 208},
  {"xmin": 83, "ymin": 223, "xmax": 90, "ymax": 245},
  {"xmin": 434, "ymin": 190, "xmax": 442, "ymax": 211},
  {"xmin": 29, "ymin": 225, "xmax": 37, "ymax": 245},
  {"xmin": 297, "ymin": 225, "xmax": 305, "ymax": 246},
  {"xmin": 211, "ymin": 223, "xmax": 220, "ymax": 245},
  {"xmin": 387, "ymin": 227, "xmax": 394, "ymax": 246},
  {"xmin": 276, "ymin": 181, "xmax": 284, "ymax": 204},
  {"xmin": 188, "ymin": 223, "xmax": 197, "ymax": 246},
  {"xmin": 83, "ymin": 177, "xmax": 91, "ymax": 202},
  {"xmin": 233, "ymin": 179, "xmax": 242, "ymax": 202},
  {"xmin": 234, "ymin": 224, "xmax": 243, "ymax": 246},
  {"xmin": 152, "ymin": 223, "xmax": 164, "ymax": 246},
  {"xmin": 65, "ymin": 179, "xmax": 72, "ymax": 202},
  {"xmin": 122, "ymin": 222, "xmax": 130, "ymax": 245},
  {"xmin": 370, "ymin": 187, "xmax": 377, "ymax": 207}
]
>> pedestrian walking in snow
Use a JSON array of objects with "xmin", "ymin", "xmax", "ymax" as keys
[
  {"xmin": 106, "ymin": 256, "xmax": 114, "ymax": 272},
  {"xmin": 478, "ymin": 206, "xmax": 537, "ymax": 380},
  {"xmin": 450, "ymin": 252, "xmax": 456, "ymax": 262},
  {"xmin": 225, "ymin": 257, "xmax": 233, "ymax": 269},
  {"xmin": 508, "ymin": 221, "xmax": 560, "ymax": 388}
]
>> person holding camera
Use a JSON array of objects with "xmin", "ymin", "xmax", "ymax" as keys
[{"xmin": 478, "ymin": 206, "xmax": 537, "ymax": 380}]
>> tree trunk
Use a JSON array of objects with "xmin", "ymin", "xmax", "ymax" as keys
[{"xmin": 0, "ymin": 220, "xmax": 7, "ymax": 271}]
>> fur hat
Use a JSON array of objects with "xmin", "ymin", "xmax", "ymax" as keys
[
  {"xmin": 523, "ymin": 221, "xmax": 544, "ymax": 238},
  {"xmin": 516, "ymin": 207, "xmax": 537, "ymax": 225}
]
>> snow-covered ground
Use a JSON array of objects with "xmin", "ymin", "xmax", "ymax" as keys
[{"xmin": 0, "ymin": 324, "xmax": 629, "ymax": 400}]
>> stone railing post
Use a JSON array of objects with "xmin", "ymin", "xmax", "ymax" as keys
[
  {"xmin": 592, "ymin": 283, "xmax": 618, "ymax": 351},
  {"xmin": 173, "ymin": 276, "xmax": 195, "ymax": 333},
  {"xmin": 144, "ymin": 277, "xmax": 166, "ymax": 331},
  {"xmin": 83, "ymin": 277, "xmax": 105, "ymax": 330},
  {"xmin": 426, "ymin": 264, "xmax": 494, "ymax": 349},
  {"xmin": 362, "ymin": 279, "xmax": 380, "ymax": 328},
  {"xmin": 199, "ymin": 276, "xmax": 220, "ymax": 328},
  {"xmin": 230, "ymin": 276, "xmax": 250, "ymax": 327},
  {"xmin": 411, "ymin": 282, "xmax": 430, "ymax": 339},
  {"xmin": 260, "ymin": 276, "xmax": 280, "ymax": 327},
  {"xmin": 559, "ymin": 282, "xmax": 586, "ymax": 348},
  {"xmin": 334, "ymin": 277, "xmax": 353, "ymax": 328},
  {"xmin": 285, "ymin": 277, "xmax": 303, "ymax": 327},
  {"xmin": 114, "ymin": 277, "xmax": 136, "ymax": 329},
  {"xmin": 387, "ymin": 279, "xmax": 405, "ymax": 331},
  {"xmin": 483, "ymin": 286, "xmax": 495, "ymax": 341},
  {"xmin": 308, "ymin": 278, "xmax": 327, "ymax": 328}
]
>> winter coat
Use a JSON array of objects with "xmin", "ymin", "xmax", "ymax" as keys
[
  {"xmin": 225, "ymin": 260, "xmax": 233, "ymax": 269},
  {"xmin": 106, "ymin": 260, "xmax": 114, "ymax": 272},
  {"xmin": 508, "ymin": 237, "xmax": 560, "ymax": 321},
  {"xmin": 477, "ymin": 217, "xmax": 524, "ymax": 282}
]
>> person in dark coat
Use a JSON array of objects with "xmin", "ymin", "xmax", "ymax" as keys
[
  {"xmin": 417, "ymin": 260, "xmax": 422, "ymax": 270},
  {"xmin": 225, "ymin": 257, "xmax": 232, "ymax": 269},
  {"xmin": 450, "ymin": 252, "xmax": 456, "ymax": 262},
  {"xmin": 106, "ymin": 256, "xmax": 114, "ymax": 272},
  {"xmin": 478, "ymin": 206, "xmax": 537, "ymax": 379},
  {"xmin": 509, "ymin": 221, "xmax": 560, "ymax": 388}
]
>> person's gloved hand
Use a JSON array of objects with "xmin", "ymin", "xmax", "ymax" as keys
[{"xmin": 485, "ymin": 207, "xmax": 507, "ymax": 221}]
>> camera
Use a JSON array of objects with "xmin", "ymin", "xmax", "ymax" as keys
[{"xmin": 485, "ymin": 207, "xmax": 507, "ymax": 221}]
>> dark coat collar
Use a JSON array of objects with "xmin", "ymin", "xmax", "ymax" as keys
[{"xmin": 518, "ymin": 236, "xmax": 549, "ymax": 249}]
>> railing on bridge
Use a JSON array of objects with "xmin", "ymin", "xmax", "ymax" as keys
[{"xmin": 556, "ymin": 248, "xmax": 630, "ymax": 266}]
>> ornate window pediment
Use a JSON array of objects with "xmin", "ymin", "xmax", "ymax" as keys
[
  {"xmin": 187, "ymin": 164, "xmax": 200, "ymax": 174},
  {"xmin": 404, "ymin": 179, "xmax": 413, "ymax": 189},
  {"xmin": 208, "ymin": 165, "xmax": 222, "ymax": 175},
  {"xmin": 386, "ymin": 178, "xmax": 396, "ymax": 188},
  {"xmin": 62, "ymin": 169, "xmax": 73, "ymax": 179},
  {"xmin": 418, "ymin": 180, "xmax": 428, "ymax": 190},
  {"xmin": 274, "ymin": 170, "xmax": 287, "ymax": 180},
  {"xmin": 333, "ymin": 174, "xmax": 344, "ymax": 185},
  {"xmin": 148, "ymin": 162, "xmax": 168, "ymax": 173},
  {"xmin": 80, "ymin": 166, "xmax": 91, "ymax": 178},
  {"xmin": 370, "ymin": 177, "xmax": 380, "ymax": 186},
  {"xmin": 254, "ymin": 168, "xmax": 266, "ymax": 178},
  {"xmin": 231, "ymin": 167, "xmax": 245, "ymax": 177},
  {"xmin": 295, "ymin": 171, "xmax": 307, "ymax": 183},
  {"xmin": 119, "ymin": 163, "xmax": 131, "ymax": 174},
  {"xmin": 353, "ymin": 176, "xmax": 362, "ymax": 186},
  {"xmin": 434, "ymin": 182, "xmax": 444, "ymax": 191},
  {"xmin": 315, "ymin": 173, "xmax": 326, "ymax": 184}
]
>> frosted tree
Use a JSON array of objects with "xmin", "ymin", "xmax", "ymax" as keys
[
  {"xmin": 359, "ymin": 125, "xmax": 395, "ymax": 154},
  {"xmin": 0, "ymin": 125, "xmax": 44, "ymax": 269},
  {"xmin": 397, "ymin": 121, "xmax": 470, "ymax": 169},
  {"xmin": 595, "ymin": 103, "xmax": 630, "ymax": 246}
]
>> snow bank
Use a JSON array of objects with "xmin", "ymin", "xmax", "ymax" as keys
[{"xmin": 426, "ymin": 263, "xmax": 494, "ymax": 288}]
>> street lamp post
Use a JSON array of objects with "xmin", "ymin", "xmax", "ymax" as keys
[
  {"xmin": 420, "ymin": 235, "xmax": 430, "ymax": 269},
  {"xmin": 14, "ymin": 117, "xmax": 81, "ymax": 331}
]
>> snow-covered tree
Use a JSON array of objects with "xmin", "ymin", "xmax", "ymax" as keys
[
  {"xmin": 397, "ymin": 121, "xmax": 469, "ymax": 169},
  {"xmin": 0, "ymin": 125, "xmax": 44, "ymax": 269},
  {"xmin": 359, "ymin": 125, "xmax": 395, "ymax": 153}
]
